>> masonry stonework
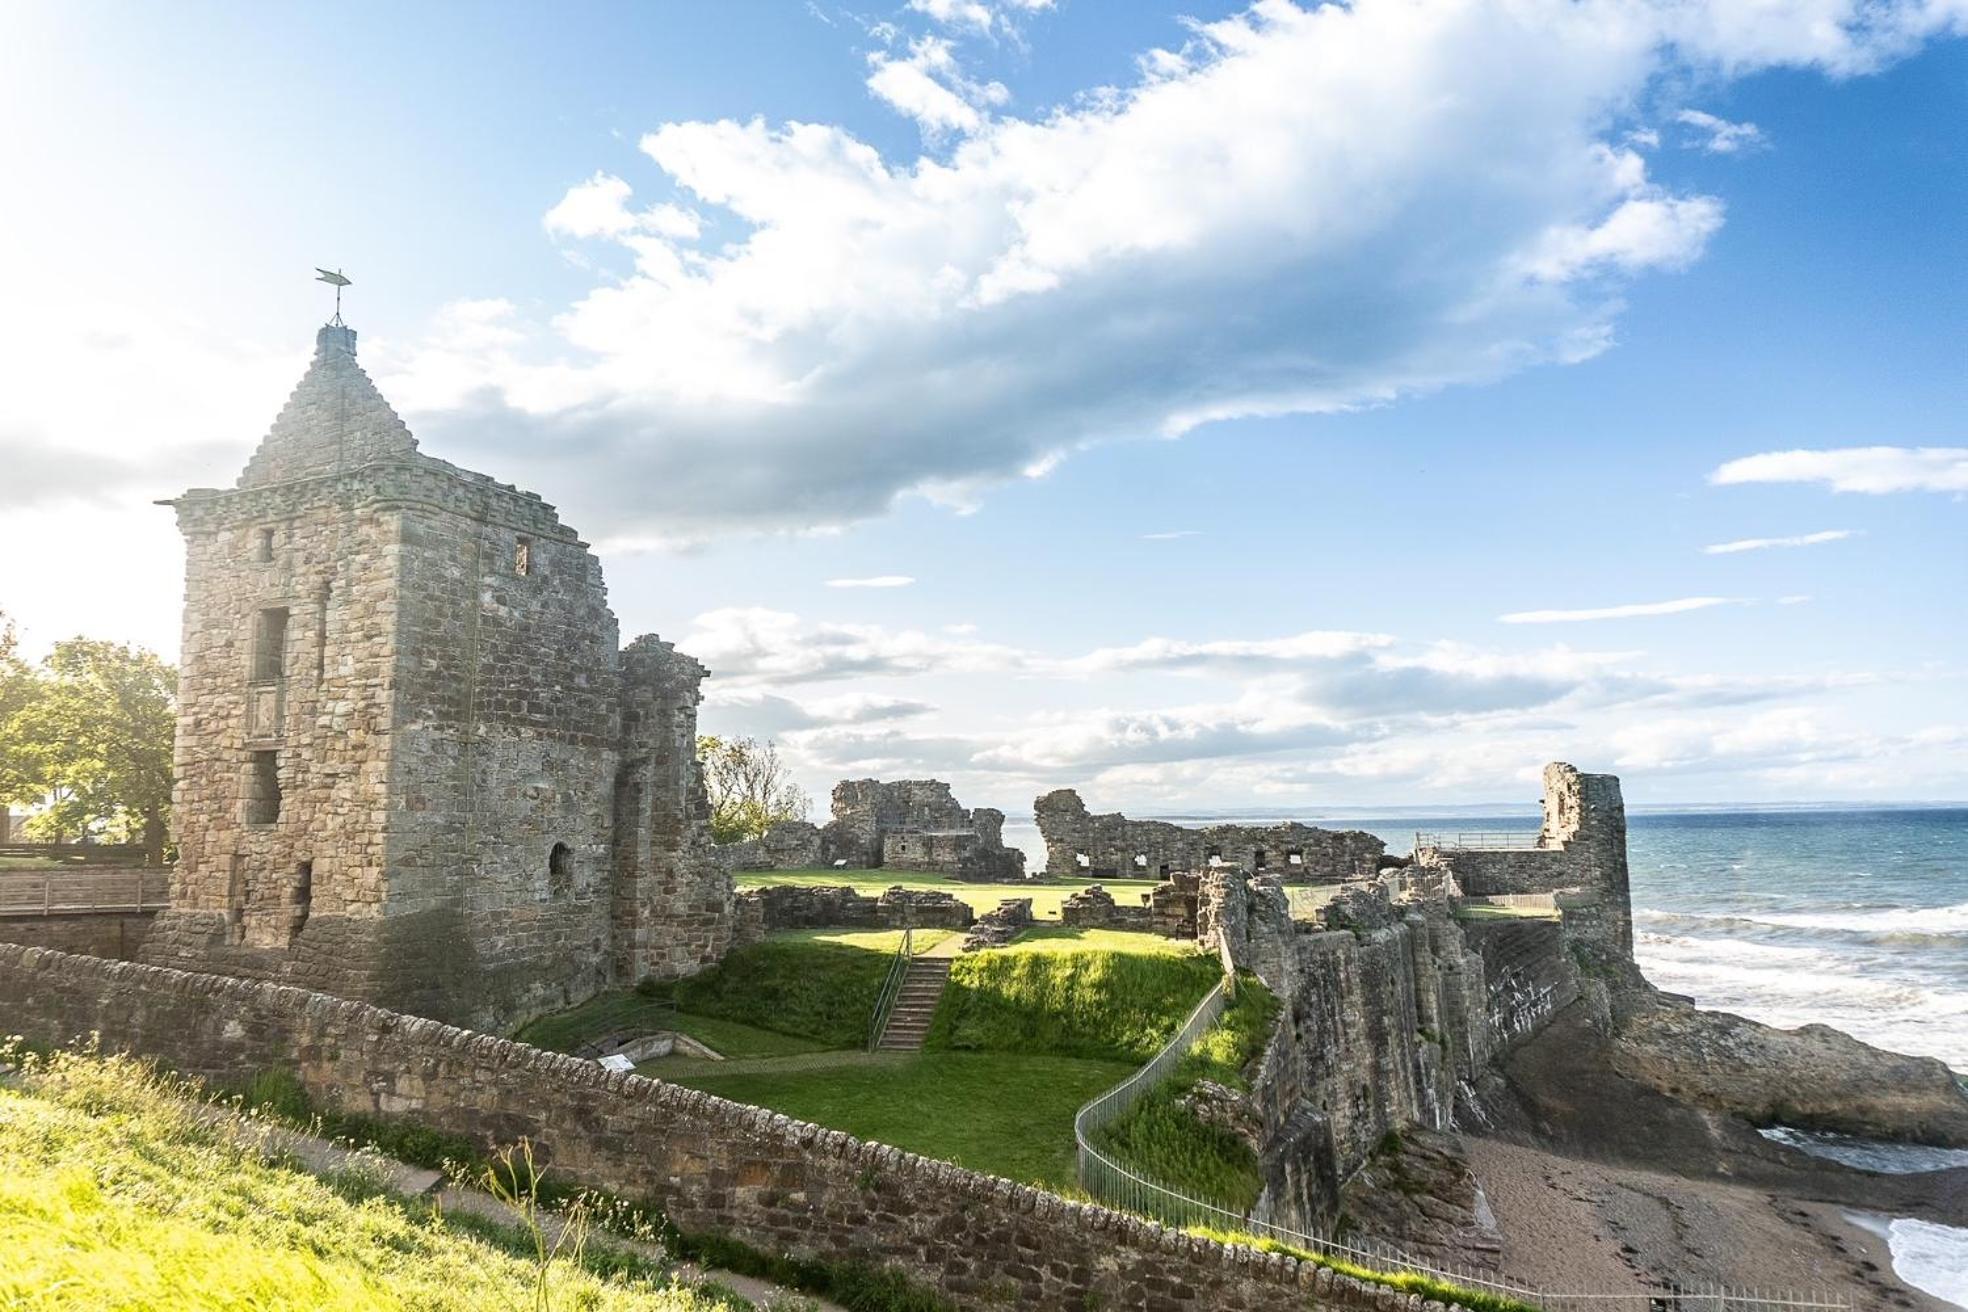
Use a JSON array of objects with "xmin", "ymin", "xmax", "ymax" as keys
[
  {"xmin": 1035, "ymin": 789, "xmax": 1385, "ymax": 881},
  {"xmin": 142, "ymin": 322, "xmax": 731, "ymax": 1033},
  {"xmin": 824, "ymin": 779, "xmax": 1025, "ymax": 881},
  {"xmin": 2, "ymin": 943, "xmax": 1465, "ymax": 1312}
]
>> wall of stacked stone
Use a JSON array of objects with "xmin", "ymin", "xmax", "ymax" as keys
[
  {"xmin": 733, "ymin": 884, "xmax": 973, "ymax": 943},
  {"xmin": 717, "ymin": 821, "xmax": 826, "ymax": 873},
  {"xmin": 826, "ymin": 780, "xmax": 1024, "ymax": 881},
  {"xmin": 1413, "ymin": 764, "xmax": 1632, "ymax": 972},
  {"xmin": 1, "ymin": 943, "xmax": 1466, "ymax": 1312},
  {"xmin": 149, "ymin": 323, "xmax": 735, "ymax": 1036},
  {"xmin": 1059, "ymin": 885, "xmax": 1154, "ymax": 932},
  {"xmin": 1034, "ymin": 790, "xmax": 1385, "ymax": 882},
  {"xmin": 0, "ymin": 912, "xmax": 155, "ymax": 961}
]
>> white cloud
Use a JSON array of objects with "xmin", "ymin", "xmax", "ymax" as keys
[
  {"xmin": 1499, "ymin": 597, "xmax": 1738, "ymax": 623},
  {"xmin": 1140, "ymin": 529, "xmax": 1202, "ymax": 541},
  {"xmin": 543, "ymin": 171, "xmax": 700, "ymax": 241},
  {"xmin": 1702, "ymin": 528, "xmax": 1858, "ymax": 554},
  {"xmin": 680, "ymin": 607, "xmax": 1024, "ymax": 685},
  {"xmin": 866, "ymin": 34, "xmax": 1010, "ymax": 138},
  {"xmin": 1675, "ymin": 108, "xmax": 1767, "ymax": 153},
  {"xmin": 344, "ymin": 0, "xmax": 1968, "ymax": 545},
  {"xmin": 825, "ymin": 575, "xmax": 916, "ymax": 588},
  {"xmin": 1711, "ymin": 447, "xmax": 1968, "ymax": 495},
  {"xmin": 1778, "ymin": 594, "xmax": 1813, "ymax": 605}
]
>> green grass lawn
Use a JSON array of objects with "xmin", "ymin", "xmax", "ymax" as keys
[
  {"xmin": 765, "ymin": 926, "xmax": 955, "ymax": 953},
  {"xmin": 0, "ymin": 1048, "xmax": 747, "ymax": 1311},
  {"xmin": 666, "ymin": 1051, "xmax": 1132, "ymax": 1191},
  {"xmin": 513, "ymin": 988, "xmax": 829, "ymax": 1059},
  {"xmin": 929, "ymin": 942, "xmax": 1221, "ymax": 1064},
  {"xmin": 733, "ymin": 868, "xmax": 1163, "ymax": 920},
  {"xmin": 995, "ymin": 926, "xmax": 1196, "ymax": 956}
]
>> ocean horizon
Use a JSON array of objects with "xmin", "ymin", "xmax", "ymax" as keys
[{"xmin": 1003, "ymin": 804, "xmax": 1968, "ymax": 1074}]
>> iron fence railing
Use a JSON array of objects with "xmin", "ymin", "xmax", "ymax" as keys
[
  {"xmin": 1072, "ymin": 969, "xmax": 1845, "ymax": 1312},
  {"xmin": 865, "ymin": 924, "xmax": 915, "ymax": 1052},
  {"xmin": 0, "ymin": 869, "xmax": 170, "ymax": 917},
  {"xmin": 1414, "ymin": 830, "xmax": 1544, "ymax": 852}
]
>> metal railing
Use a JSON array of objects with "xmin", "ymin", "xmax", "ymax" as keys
[
  {"xmin": 0, "ymin": 869, "xmax": 170, "ymax": 917},
  {"xmin": 865, "ymin": 924, "xmax": 915, "ymax": 1052},
  {"xmin": 1415, "ymin": 830, "xmax": 1544, "ymax": 852},
  {"xmin": 1072, "ymin": 972, "xmax": 1845, "ymax": 1312}
]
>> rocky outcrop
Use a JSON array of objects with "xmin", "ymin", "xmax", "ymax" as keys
[{"xmin": 1611, "ymin": 996, "xmax": 1968, "ymax": 1148}]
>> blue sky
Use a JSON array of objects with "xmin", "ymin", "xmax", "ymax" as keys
[{"xmin": 3, "ymin": 0, "xmax": 1965, "ymax": 812}]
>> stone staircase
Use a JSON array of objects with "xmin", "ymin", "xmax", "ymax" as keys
[{"xmin": 876, "ymin": 957, "xmax": 952, "ymax": 1051}]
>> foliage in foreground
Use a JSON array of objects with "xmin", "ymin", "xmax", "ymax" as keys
[
  {"xmin": 1188, "ymin": 1227, "xmax": 1539, "ymax": 1312},
  {"xmin": 0, "ymin": 1046, "xmax": 742, "ymax": 1311},
  {"xmin": 926, "ymin": 942, "xmax": 1221, "ymax": 1064},
  {"xmin": 1088, "ymin": 978, "xmax": 1278, "ymax": 1210}
]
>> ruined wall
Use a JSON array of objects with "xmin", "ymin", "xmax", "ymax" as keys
[
  {"xmin": 613, "ymin": 637, "xmax": 734, "ymax": 986},
  {"xmin": 827, "ymin": 779, "xmax": 1023, "ymax": 881},
  {"xmin": 1, "ymin": 944, "xmax": 1451, "ymax": 1312},
  {"xmin": 717, "ymin": 820, "xmax": 825, "ymax": 873},
  {"xmin": 1415, "ymin": 763, "xmax": 1632, "ymax": 971},
  {"xmin": 732, "ymin": 884, "xmax": 972, "ymax": 942},
  {"xmin": 1034, "ymin": 790, "xmax": 1384, "ymax": 882}
]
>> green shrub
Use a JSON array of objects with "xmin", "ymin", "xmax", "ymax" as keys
[{"xmin": 927, "ymin": 947, "xmax": 1220, "ymax": 1063}]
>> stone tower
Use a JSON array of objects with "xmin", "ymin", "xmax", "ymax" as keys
[{"xmin": 145, "ymin": 321, "xmax": 731, "ymax": 1032}]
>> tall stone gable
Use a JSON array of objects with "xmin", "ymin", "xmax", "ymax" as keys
[{"xmin": 145, "ymin": 322, "xmax": 732, "ymax": 1032}]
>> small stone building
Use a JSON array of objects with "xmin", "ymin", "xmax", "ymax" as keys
[
  {"xmin": 827, "ymin": 779, "xmax": 1025, "ymax": 881},
  {"xmin": 143, "ymin": 320, "xmax": 733, "ymax": 1033}
]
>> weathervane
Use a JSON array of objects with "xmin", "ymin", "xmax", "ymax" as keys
[{"xmin": 315, "ymin": 267, "xmax": 352, "ymax": 326}]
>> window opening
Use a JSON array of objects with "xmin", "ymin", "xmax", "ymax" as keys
[{"xmin": 251, "ymin": 608, "xmax": 289, "ymax": 684}]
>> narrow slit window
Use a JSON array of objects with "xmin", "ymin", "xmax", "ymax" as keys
[
  {"xmin": 290, "ymin": 860, "xmax": 313, "ymax": 940},
  {"xmin": 256, "ymin": 527, "xmax": 276, "ymax": 562},
  {"xmin": 247, "ymin": 750, "xmax": 281, "ymax": 824},
  {"xmin": 251, "ymin": 607, "xmax": 289, "ymax": 684},
  {"xmin": 514, "ymin": 537, "xmax": 532, "ymax": 577},
  {"xmin": 314, "ymin": 583, "xmax": 331, "ymax": 681}
]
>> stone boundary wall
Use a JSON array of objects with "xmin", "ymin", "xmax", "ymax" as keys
[
  {"xmin": 733, "ymin": 884, "xmax": 973, "ymax": 942},
  {"xmin": 0, "ymin": 944, "xmax": 1465, "ymax": 1312},
  {"xmin": 0, "ymin": 911, "xmax": 155, "ymax": 961}
]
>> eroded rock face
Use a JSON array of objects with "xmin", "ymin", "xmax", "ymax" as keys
[{"xmin": 1611, "ymin": 997, "xmax": 1968, "ymax": 1148}]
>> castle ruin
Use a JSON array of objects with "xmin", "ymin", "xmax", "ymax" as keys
[
  {"xmin": 141, "ymin": 321, "xmax": 733, "ymax": 1032},
  {"xmin": 1033, "ymin": 789, "xmax": 1385, "ymax": 881}
]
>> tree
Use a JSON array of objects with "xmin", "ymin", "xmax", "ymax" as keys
[
  {"xmin": 697, "ymin": 735, "xmax": 811, "ymax": 844},
  {"xmin": 0, "ymin": 611, "xmax": 39, "ymax": 813},
  {"xmin": 6, "ymin": 636, "xmax": 177, "ymax": 862}
]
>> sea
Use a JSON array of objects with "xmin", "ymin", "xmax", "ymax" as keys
[{"xmin": 1001, "ymin": 805, "xmax": 1968, "ymax": 1304}]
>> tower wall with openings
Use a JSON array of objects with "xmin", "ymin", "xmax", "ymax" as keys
[{"xmin": 145, "ymin": 321, "xmax": 731, "ymax": 1031}]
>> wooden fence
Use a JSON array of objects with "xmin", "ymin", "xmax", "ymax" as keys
[{"xmin": 0, "ymin": 869, "xmax": 171, "ymax": 917}]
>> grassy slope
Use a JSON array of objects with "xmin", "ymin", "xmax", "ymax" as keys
[
  {"xmin": 733, "ymin": 868, "xmax": 1163, "ymax": 920},
  {"xmin": 927, "ymin": 939, "xmax": 1220, "ymax": 1064},
  {"xmin": 1088, "ymin": 978, "xmax": 1278, "ymax": 1210},
  {"xmin": 0, "ymin": 1052, "xmax": 739, "ymax": 1312},
  {"xmin": 668, "ymin": 1052, "xmax": 1132, "ymax": 1191}
]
